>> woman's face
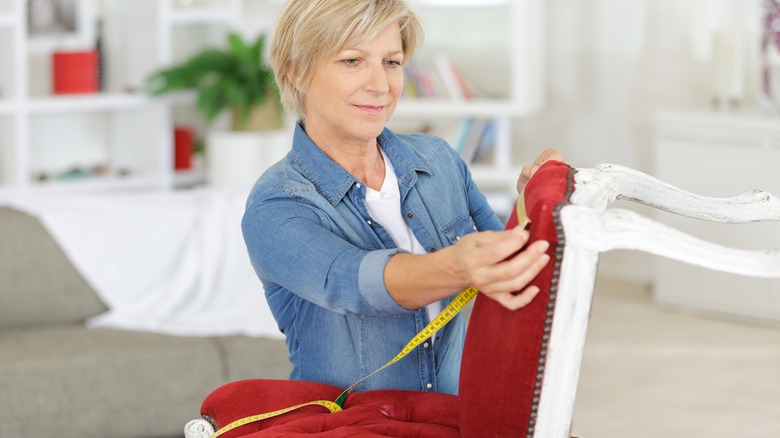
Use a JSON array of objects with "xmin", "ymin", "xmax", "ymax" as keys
[{"xmin": 301, "ymin": 21, "xmax": 405, "ymax": 149}]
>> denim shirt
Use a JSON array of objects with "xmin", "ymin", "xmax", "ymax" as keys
[{"xmin": 242, "ymin": 123, "xmax": 503, "ymax": 395}]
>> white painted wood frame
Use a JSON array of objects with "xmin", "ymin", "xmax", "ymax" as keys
[{"xmin": 534, "ymin": 164, "xmax": 780, "ymax": 438}]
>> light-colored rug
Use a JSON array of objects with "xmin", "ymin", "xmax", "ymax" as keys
[{"xmin": 572, "ymin": 277, "xmax": 780, "ymax": 438}]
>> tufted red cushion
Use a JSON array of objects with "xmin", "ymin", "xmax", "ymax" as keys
[
  {"xmin": 198, "ymin": 161, "xmax": 575, "ymax": 437},
  {"xmin": 200, "ymin": 380, "xmax": 459, "ymax": 437}
]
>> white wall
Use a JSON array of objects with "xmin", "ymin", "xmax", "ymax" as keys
[
  {"xmin": 509, "ymin": 0, "xmax": 764, "ymax": 282},
  {"xmin": 515, "ymin": 0, "xmax": 762, "ymax": 171}
]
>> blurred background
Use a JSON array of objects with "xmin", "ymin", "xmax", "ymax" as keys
[{"xmin": 1, "ymin": 0, "xmax": 779, "ymax": 437}]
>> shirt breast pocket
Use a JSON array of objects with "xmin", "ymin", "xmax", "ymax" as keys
[{"xmin": 441, "ymin": 213, "xmax": 479, "ymax": 246}]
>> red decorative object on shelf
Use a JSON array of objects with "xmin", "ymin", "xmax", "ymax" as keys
[
  {"xmin": 174, "ymin": 126, "xmax": 194, "ymax": 170},
  {"xmin": 52, "ymin": 50, "xmax": 99, "ymax": 94}
]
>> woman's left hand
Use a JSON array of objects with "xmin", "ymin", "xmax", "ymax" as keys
[{"xmin": 516, "ymin": 148, "xmax": 567, "ymax": 195}]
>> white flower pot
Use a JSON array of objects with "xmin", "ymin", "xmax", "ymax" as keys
[{"xmin": 206, "ymin": 129, "xmax": 290, "ymax": 191}]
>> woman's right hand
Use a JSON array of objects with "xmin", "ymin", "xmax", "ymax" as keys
[
  {"xmin": 447, "ymin": 225, "xmax": 550, "ymax": 310},
  {"xmin": 384, "ymin": 224, "xmax": 550, "ymax": 312}
]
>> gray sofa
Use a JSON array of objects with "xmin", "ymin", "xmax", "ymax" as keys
[{"xmin": 0, "ymin": 206, "xmax": 291, "ymax": 438}]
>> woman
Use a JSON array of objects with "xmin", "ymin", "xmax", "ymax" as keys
[{"xmin": 242, "ymin": 0, "xmax": 562, "ymax": 395}]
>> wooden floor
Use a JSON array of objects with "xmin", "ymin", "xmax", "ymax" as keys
[{"xmin": 571, "ymin": 277, "xmax": 780, "ymax": 438}]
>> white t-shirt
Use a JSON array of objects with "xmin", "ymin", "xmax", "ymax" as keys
[{"xmin": 364, "ymin": 149, "xmax": 443, "ymax": 324}]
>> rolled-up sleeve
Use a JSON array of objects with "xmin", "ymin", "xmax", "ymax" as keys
[
  {"xmin": 358, "ymin": 248, "xmax": 409, "ymax": 315},
  {"xmin": 243, "ymin": 194, "xmax": 412, "ymax": 317}
]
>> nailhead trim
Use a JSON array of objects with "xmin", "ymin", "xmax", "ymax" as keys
[
  {"xmin": 203, "ymin": 414, "xmax": 218, "ymax": 431},
  {"xmin": 526, "ymin": 165, "xmax": 577, "ymax": 437}
]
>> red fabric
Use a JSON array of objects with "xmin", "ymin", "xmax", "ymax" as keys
[
  {"xmin": 199, "ymin": 161, "xmax": 575, "ymax": 437},
  {"xmin": 201, "ymin": 380, "xmax": 459, "ymax": 437},
  {"xmin": 459, "ymin": 160, "xmax": 574, "ymax": 437}
]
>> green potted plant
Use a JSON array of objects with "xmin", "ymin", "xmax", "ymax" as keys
[
  {"xmin": 146, "ymin": 32, "xmax": 282, "ymax": 131},
  {"xmin": 146, "ymin": 32, "xmax": 289, "ymax": 189}
]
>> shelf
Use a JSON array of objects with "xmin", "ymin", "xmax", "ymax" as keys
[
  {"xmin": 0, "ymin": 100, "xmax": 14, "ymax": 115},
  {"xmin": 395, "ymin": 99, "xmax": 523, "ymax": 118},
  {"xmin": 0, "ymin": 14, "xmax": 14, "ymax": 28},
  {"xmin": 411, "ymin": 0, "xmax": 509, "ymax": 6},
  {"xmin": 27, "ymin": 174, "xmax": 166, "ymax": 192},
  {"xmin": 470, "ymin": 164, "xmax": 520, "ymax": 187},
  {"xmin": 170, "ymin": 8, "xmax": 237, "ymax": 24},
  {"xmin": 174, "ymin": 169, "xmax": 206, "ymax": 187},
  {"xmin": 26, "ymin": 94, "xmax": 157, "ymax": 114}
]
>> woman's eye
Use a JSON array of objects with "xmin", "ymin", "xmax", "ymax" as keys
[
  {"xmin": 385, "ymin": 60, "xmax": 402, "ymax": 68},
  {"xmin": 341, "ymin": 58, "xmax": 360, "ymax": 66}
]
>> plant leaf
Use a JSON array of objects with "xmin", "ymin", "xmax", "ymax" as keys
[{"xmin": 145, "ymin": 31, "xmax": 279, "ymax": 126}]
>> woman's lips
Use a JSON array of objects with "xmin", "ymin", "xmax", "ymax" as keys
[{"xmin": 354, "ymin": 104, "xmax": 385, "ymax": 114}]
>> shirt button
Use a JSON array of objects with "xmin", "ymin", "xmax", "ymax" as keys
[
  {"xmin": 430, "ymin": 248, "xmax": 436, "ymax": 253},
  {"xmin": 423, "ymin": 342, "xmax": 429, "ymax": 348},
  {"xmin": 426, "ymin": 383, "xmax": 433, "ymax": 389},
  {"xmin": 406, "ymin": 213, "xmax": 413, "ymax": 219},
  {"xmin": 456, "ymin": 235, "xmax": 461, "ymax": 240},
  {"xmin": 367, "ymin": 220, "xmax": 372, "ymax": 225},
  {"xmin": 356, "ymin": 183, "xmax": 362, "ymax": 189}
]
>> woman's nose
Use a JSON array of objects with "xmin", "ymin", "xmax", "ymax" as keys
[{"xmin": 365, "ymin": 62, "xmax": 390, "ymax": 94}]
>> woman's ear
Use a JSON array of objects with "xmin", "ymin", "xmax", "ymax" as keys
[{"xmin": 286, "ymin": 70, "xmax": 298, "ymax": 91}]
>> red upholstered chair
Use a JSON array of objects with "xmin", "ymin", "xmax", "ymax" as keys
[{"xmin": 184, "ymin": 161, "xmax": 780, "ymax": 438}]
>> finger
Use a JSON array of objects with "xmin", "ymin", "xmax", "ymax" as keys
[
  {"xmin": 491, "ymin": 285, "xmax": 541, "ymax": 311},
  {"xmin": 523, "ymin": 164, "xmax": 539, "ymax": 182},
  {"xmin": 518, "ymin": 149, "xmax": 568, "ymax": 194},
  {"xmin": 463, "ymin": 227, "xmax": 530, "ymax": 266},
  {"xmin": 472, "ymin": 239, "xmax": 550, "ymax": 292},
  {"xmin": 537, "ymin": 148, "xmax": 564, "ymax": 165},
  {"xmin": 517, "ymin": 164, "xmax": 539, "ymax": 194},
  {"xmin": 486, "ymin": 249, "xmax": 550, "ymax": 294}
]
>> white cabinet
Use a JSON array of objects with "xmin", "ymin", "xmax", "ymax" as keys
[
  {"xmin": 0, "ymin": 0, "xmax": 240, "ymax": 191},
  {"xmin": 653, "ymin": 110, "xmax": 780, "ymax": 323}
]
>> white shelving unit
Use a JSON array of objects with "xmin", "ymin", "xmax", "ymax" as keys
[
  {"xmin": 158, "ymin": 0, "xmax": 242, "ymax": 188},
  {"xmin": 391, "ymin": 0, "xmax": 544, "ymax": 195},
  {"xmin": 0, "ymin": 0, "xmax": 543, "ymax": 193},
  {"xmin": 0, "ymin": 0, "xmax": 241, "ymax": 191}
]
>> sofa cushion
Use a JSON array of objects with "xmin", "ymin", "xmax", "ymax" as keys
[
  {"xmin": 0, "ymin": 207, "xmax": 107, "ymax": 329},
  {"xmin": 215, "ymin": 335, "xmax": 293, "ymax": 382},
  {"xmin": 0, "ymin": 325, "xmax": 226, "ymax": 438}
]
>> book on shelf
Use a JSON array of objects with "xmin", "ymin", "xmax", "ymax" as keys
[
  {"xmin": 471, "ymin": 120, "xmax": 497, "ymax": 164},
  {"xmin": 420, "ymin": 118, "xmax": 497, "ymax": 165},
  {"xmin": 403, "ymin": 55, "xmax": 475, "ymax": 100},
  {"xmin": 451, "ymin": 118, "xmax": 475, "ymax": 156}
]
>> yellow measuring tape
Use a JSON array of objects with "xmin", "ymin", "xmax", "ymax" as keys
[
  {"xmin": 209, "ymin": 287, "xmax": 477, "ymax": 438},
  {"xmin": 209, "ymin": 196, "xmax": 530, "ymax": 438}
]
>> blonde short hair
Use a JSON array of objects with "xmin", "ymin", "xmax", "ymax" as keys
[{"xmin": 270, "ymin": 0, "xmax": 424, "ymax": 121}]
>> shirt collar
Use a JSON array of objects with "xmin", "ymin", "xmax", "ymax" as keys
[{"xmin": 290, "ymin": 123, "xmax": 431, "ymax": 206}]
